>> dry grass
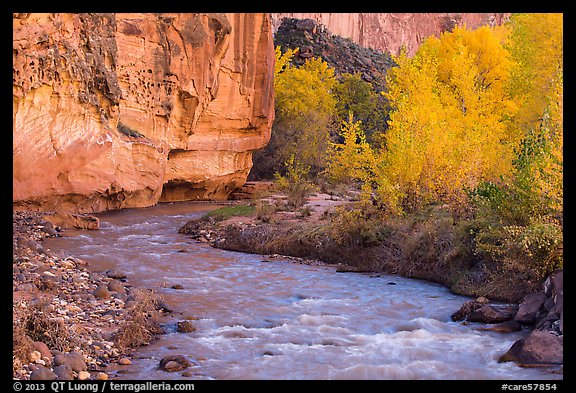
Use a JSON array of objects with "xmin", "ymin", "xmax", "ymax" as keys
[
  {"xmin": 114, "ymin": 288, "xmax": 163, "ymax": 350},
  {"xmin": 13, "ymin": 299, "xmax": 78, "ymax": 377},
  {"xmin": 13, "ymin": 309, "xmax": 35, "ymax": 376},
  {"xmin": 254, "ymin": 201, "xmax": 280, "ymax": 223},
  {"xmin": 197, "ymin": 202, "xmax": 539, "ymax": 303}
]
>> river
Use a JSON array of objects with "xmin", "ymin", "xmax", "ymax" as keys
[{"xmin": 44, "ymin": 202, "xmax": 560, "ymax": 380}]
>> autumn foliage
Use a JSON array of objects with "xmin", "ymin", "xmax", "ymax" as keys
[{"xmin": 323, "ymin": 14, "xmax": 562, "ymax": 279}]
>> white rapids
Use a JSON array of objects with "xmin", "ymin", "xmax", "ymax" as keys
[{"xmin": 45, "ymin": 202, "xmax": 561, "ymax": 380}]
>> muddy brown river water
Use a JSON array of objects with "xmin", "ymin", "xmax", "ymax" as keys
[{"xmin": 45, "ymin": 202, "xmax": 561, "ymax": 380}]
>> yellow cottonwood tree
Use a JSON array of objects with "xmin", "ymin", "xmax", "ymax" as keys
[
  {"xmin": 325, "ymin": 112, "xmax": 377, "ymax": 185},
  {"xmin": 377, "ymin": 25, "xmax": 519, "ymax": 214},
  {"xmin": 252, "ymin": 47, "xmax": 338, "ymax": 178}
]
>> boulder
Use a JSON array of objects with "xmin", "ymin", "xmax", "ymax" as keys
[
  {"xmin": 32, "ymin": 341, "xmax": 53, "ymax": 364},
  {"xmin": 229, "ymin": 181, "xmax": 275, "ymax": 200},
  {"xmin": 499, "ymin": 330, "xmax": 563, "ymax": 366},
  {"xmin": 514, "ymin": 292, "xmax": 547, "ymax": 325},
  {"xmin": 93, "ymin": 285, "xmax": 111, "ymax": 299},
  {"xmin": 53, "ymin": 364, "xmax": 74, "ymax": 380},
  {"xmin": 544, "ymin": 270, "xmax": 563, "ymax": 297},
  {"xmin": 53, "ymin": 352, "xmax": 87, "ymax": 372},
  {"xmin": 30, "ymin": 366, "xmax": 57, "ymax": 380},
  {"xmin": 451, "ymin": 297, "xmax": 490, "ymax": 322},
  {"xmin": 118, "ymin": 358, "xmax": 132, "ymax": 365},
  {"xmin": 43, "ymin": 213, "xmax": 100, "ymax": 230},
  {"xmin": 106, "ymin": 270, "xmax": 127, "ymax": 280},
  {"xmin": 295, "ymin": 18, "xmax": 317, "ymax": 32},
  {"xmin": 108, "ymin": 279, "xmax": 126, "ymax": 293},
  {"xmin": 468, "ymin": 305, "xmax": 516, "ymax": 324},
  {"xmin": 77, "ymin": 371, "xmax": 91, "ymax": 380},
  {"xmin": 479, "ymin": 321, "xmax": 522, "ymax": 333},
  {"xmin": 159, "ymin": 355, "xmax": 191, "ymax": 372}
]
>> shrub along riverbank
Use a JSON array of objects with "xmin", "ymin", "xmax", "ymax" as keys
[
  {"xmin": 180, "ymin": 195, "xmax": 540, "ymax": 303},
  {"xmin": 179, "ymin": 191, "xmax": 563, "ymax": 370}
]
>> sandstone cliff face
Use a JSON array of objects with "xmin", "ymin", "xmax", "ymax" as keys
[
  {"xmin": 13, "ymin": 13, "xmax": 274, "ymax": 213},
  {"xmin": 271, "ymin": 13, "xmax": 510, "ymax": 56}
]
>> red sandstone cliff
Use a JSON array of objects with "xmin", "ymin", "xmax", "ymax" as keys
[
  {"xmin": 271, "ymin": 13, "xmax": 510, "ymax": 56},
  {"xmin": 13, "ymin": 13, "xmax": 274, "ymax": 213}
]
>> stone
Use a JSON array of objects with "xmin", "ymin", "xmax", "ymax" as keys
[
  {"xmin": 90, "ymin": 272, "xmax": 105, "ymax": 281},
  {"xmin": 41, "ymin": 220, "xmax": 54, "ymax": 229},
  {"xmin": 229, "ymin": 181, "xmax": 275, "ymax": 200},
  {"xmin": 53, "ymin": 352, "xmax": 87, "ymax": 372},
  {"xmin": 468, "ymin": 305, "xmax": 516, "ymax": 324},
  {"xmin": 552, "ymin": 290, "xmax": 563, "ymax": 316},
  {"xmin": 544, "ymin": 270, "xmax": 563, "ymax": 297},
  {"xmin": 499, "ymin": 330, "xmax": 563, "ymax": 366},
  {"xmin": 451, "ymin": 298, "xmax": 489, "ymax": 322},
  {"xmin": 544, "ymin": 296, "xmax": 555, "ymax": 312},
  {"xmin": 113, "ymin": 292, "xmax": 128, "ymax": 302},
  {"xmin": 108, "ymin": 279, "xmax": 125, "ymax": 293},
  {"xmin": 60, "ymin": 260, "xmax": 75, "ymax": 269},
  {"xmin": 93, "ymin": 285, "xmax": 111, "ymax": 299},
  {"xmin": 480, "ymin": 321, "xmax": 522, "ymax": 333},
  {"xmin": 96, "ymin": 372, "xmax": 109, "ymax": 380},
  {"xmin": 171, "ymin": 284, "xmax": 184, "ymax": 290},
  {"xmin": 13, "ymin": 13, "xmax": 275, "ymax": 213},
  {"xmin": 77, "ymin": 371, "xmax": 91, "ymax": 380},
  {"xmin": 30, "ymin": 366, "xmax": 57, "ymax": 380},
  {"xmin": 43, "ymin": 213, "xmax": 100, "ymax": 230},
  {"xmin": 177, "ymin": 321, "xmax": 196, "ymax": 333},
  {"xmin": 53, "ymin": 364, "xmax": 74, "ymax": 380},
  {"xmin": 515, "ymin": 292, "xmax": 547, "ymax": 325},
  {"xmin": 30, "ymin": 351, "xmax": 42, "ymax": 363},
  {"xmin": 42, "ymin": 227, "xmax": 59, "ymax": 236},
  {"xmin": 106, "ymin": 270, "xmax": 127, "ymax": 280},
  {"xmin": 295, "ymin": 18, "xmax": 317, "ymax": 32},
  {"xmin": 535, "ymin": 310, "xmax": 561, "ymax": 331},
  {"xmin": 157, "ymin": 301, "xmax": 174, "ymax": 313},
  {"xmin": 118, "ymin": 358, "xmax": 132, "ymax": 365},
  {"xmin": 26, "ymin": 239, "xmax": 41, "ymax": 252},
  {"xmin": 159, "ymin": 355, "xmax": 191, "ymax": 372}
]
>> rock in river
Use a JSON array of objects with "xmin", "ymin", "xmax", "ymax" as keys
[
  {"xmin": 499, "ymin": 330, "xmax": 563, "ymax": 366},
  {"xmin": 514, "ymin": 292, "xmax": 547, "ymax": 325},
  {"xmin": 53, "ymin": 352, "xmax": 87, "ymax": 372},
  {"xmin": 468, "ymin": 304, "xmax": 516, "ymax": 324},
  {"xmin": 159, "ymin": 355, "xmax": 191, "ymax": 372}
]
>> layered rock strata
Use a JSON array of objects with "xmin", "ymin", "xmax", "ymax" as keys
[
  {"xmin": 272, "ymin": 13, "xmax": 510, "ymax": 56},
  {"xmin": 13, "ymin": 13, "xmax": 274, "ymax": 213}
]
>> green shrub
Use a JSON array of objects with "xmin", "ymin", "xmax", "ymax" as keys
[
  {"xmin": 205, "ymin": 204, "xmax": 255, "ymax": 221},
  {"xmin": 274, "ymin": 154, "xmax": 316, "ymax": 209}
]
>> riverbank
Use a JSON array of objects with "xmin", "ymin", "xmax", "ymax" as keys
[
  {"xmin": 180, "ymin": 192, "xmax": 536, "ymax": 303},
  {"xmin": 12, "ymin": 210, "xmax": 163, "ymax": 380},
  {"xmin": 179, "ymin": 190, "xmax": 563, "ymax": 371}
]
